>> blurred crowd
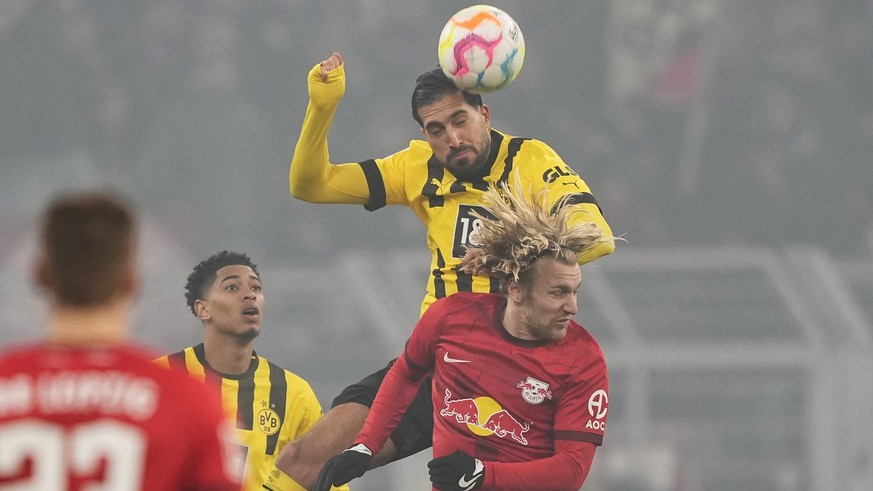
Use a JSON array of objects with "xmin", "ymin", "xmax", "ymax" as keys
[
  {"xmin": 594, "ymin": 0, "xmax": 873, "ymax": 254},
  {"xmin": 1, "ymin": 0, "xmax": 872, "ymax": 262}
]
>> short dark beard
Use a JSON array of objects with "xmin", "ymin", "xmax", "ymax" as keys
[{"xmin": 444, "ymin": 145, "xmax": 492, "ymax": 181}]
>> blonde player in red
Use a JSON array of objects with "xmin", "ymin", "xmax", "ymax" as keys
[{"xmin": 316, "ymin": 179, "xmax": 611, "ymax": 490}]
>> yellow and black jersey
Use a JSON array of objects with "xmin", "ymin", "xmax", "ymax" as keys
[
  {"xmin": 154, "ymin": 344, "xmax": 325, "ymax": 491},
  {"xmin": 360, "ymin": 129, "xmax": 614, "ymax": 313},
  {"xmin": 290, "ymin": 63, "xmax": 614, "ymax": 315}
]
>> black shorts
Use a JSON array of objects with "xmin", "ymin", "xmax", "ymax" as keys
[{"xmin": 331, "ymin": 358, "xmax": 433, "ymax": 459}]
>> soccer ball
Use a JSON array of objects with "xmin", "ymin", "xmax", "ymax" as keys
[{"xmin": 438, "ymin": 5, "xmax": 525, "ymax": 93}]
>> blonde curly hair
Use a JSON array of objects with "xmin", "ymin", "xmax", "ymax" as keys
[{"xmin": 461, "ymin": 175, "xmax": 607, "ymax": 288}]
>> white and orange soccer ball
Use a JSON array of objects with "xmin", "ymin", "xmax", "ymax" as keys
[{"xmin": 438, "ymin": 5, "xmax": 525, "ymax": 93}]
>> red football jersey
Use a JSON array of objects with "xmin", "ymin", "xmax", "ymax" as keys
[
  {"xmin": 0, "ymin": 343, "xmax": 240, "ymax": 491},
  {"xmin": 358, "ymin": 293, "xmax": 609, "ymax": 489}
]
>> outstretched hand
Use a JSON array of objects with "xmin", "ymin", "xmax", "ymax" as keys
[
  {"xmin": 313, "ymin": 443, "xmax": 371, "ymax": 491},
  {"xmin": 428, "ymin": 450, "xmax": 485, "ymax": 491},
  {"xmin": 319, "ymin": 52, "xmax": 343, "ymax": 81}
]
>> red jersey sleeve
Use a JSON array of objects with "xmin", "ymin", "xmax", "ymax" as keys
[
  {"xmin": 484, "ymin": 441, "xmax": 597, "ymax": 490},
  {"xmin": 355, "ymin": 296, "xmax": 445, "ymax": 453},
  {"xmin": 555, "ymin": 337, "xmax": 609, "ymax": 446}
]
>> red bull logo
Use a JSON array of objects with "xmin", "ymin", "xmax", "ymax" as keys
[
  {"xmin": 440, "ymin": 388, "xmax": 531, "ymax": 445},
  {"xmin": 481, "ymin": 409, "xmax": 530, "ymax": 445},
  {"xmin": 440, "ymin": 388, "xmax": 481, "ymax": 425},
  {"xmin": 516, "ymin": 377, "xmax": 552, "ymax": 405}
]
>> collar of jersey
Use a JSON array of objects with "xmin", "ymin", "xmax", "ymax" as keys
[{"xmin": 193, "ymin": 343, "xmax": 260, "ymax": 380}]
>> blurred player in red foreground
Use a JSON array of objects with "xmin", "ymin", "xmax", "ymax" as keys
[
  {"xmin": 0, "ymin": 191, "xmax": 239, "ymax": 491},
  {"xmin": 315, "ymin": 179, "xmax": 612, "ymax": 491}
]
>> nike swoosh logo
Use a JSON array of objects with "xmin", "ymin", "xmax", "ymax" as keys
[
  {"xmin": 443, "ymin": 352, "xmax": 470, "ymax": 364},
  {"xmin": 458, "ymin": 459, "xmax": 484, "ymax": 489}
]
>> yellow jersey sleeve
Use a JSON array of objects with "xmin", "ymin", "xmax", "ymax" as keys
[
  {"xmin": 520, "ymin": 139, "xmax": 615, "ymax": 264},
  {"xmin": 289, "ymin": 62, "xmax": 370, "ymax": 204}
]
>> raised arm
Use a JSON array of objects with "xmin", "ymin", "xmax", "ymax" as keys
[{"xmin": 289, "ymin": 52, "xmax": 371, "ymax": 204}]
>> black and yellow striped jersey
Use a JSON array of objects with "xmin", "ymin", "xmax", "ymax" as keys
[
  {"xmin": 154, "ymin": 344, "xmax": 325, "ymax": 491},
  {"xmin": 291, "ymin": 62, "xmax": 614, "ymax": 315},
  {"xmin": 361, "ymin": 129, "xmax": 614, "ymax": 313}
]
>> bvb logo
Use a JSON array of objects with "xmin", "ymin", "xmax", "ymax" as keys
[{"xmin": 257, "ymin": 408, "xmax": 281, "ymax": 435}]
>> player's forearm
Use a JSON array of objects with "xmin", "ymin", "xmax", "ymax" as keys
[
  {"xmin": 578, "ymin": 237, "xmax": 615, "ymax": 265},
  {"xmin": 571, "ymin": 204, "xmax": 615, "ymax": 265},
  {"xmin": 289, "ymin": 63, "xmax": 365, "ymax": 203},
  {"xmin": 289, "ymin": 97, "xmax": 339, "ymax": 201},
  {"xmin": 355, "ymin": 357, "xmax": 427, "ymax": 453},
  {"xmin": 483, "ymin": 444, "xmax": 594, "ymax": 490}
]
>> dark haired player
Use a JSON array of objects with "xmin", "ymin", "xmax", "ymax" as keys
[{"xmin": 155, "ymin": 251, "xmax": 345, "ymax": 491}]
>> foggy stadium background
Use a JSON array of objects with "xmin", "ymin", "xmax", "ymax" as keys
[{"xmin": 1, "ymin": 1, "xmax": 871, "ymax": 490}]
